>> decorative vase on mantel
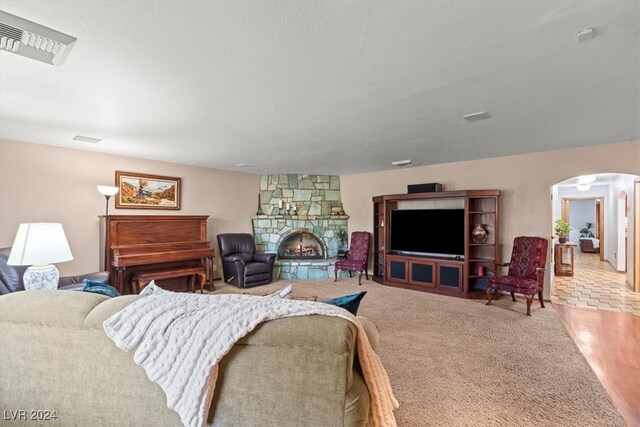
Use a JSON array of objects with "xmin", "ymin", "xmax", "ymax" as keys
[{"xmin": 471, "ymin": 224, "xmax": 488, "ymax": 243}]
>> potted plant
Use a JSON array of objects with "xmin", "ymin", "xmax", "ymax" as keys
[
  {"xmin": 579, "ymin": 222, "xmax": 595, "ymax": 238},
  {"xmin": 554, "ymin": 219, "xmax": 572, "ymax": 244}
]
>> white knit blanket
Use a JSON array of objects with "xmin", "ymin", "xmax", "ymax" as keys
[{"xmin": 103, "ymin": 292, "xmax": 398, "ymax": 427}]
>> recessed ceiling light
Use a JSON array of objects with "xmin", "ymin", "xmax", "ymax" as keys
[
  {"xmin": 73, "ymin": 135, "xmax": 101, "ymax": 143},
  {"xmin": 391, "ymin": 159, "xmax": 413, "ymax": 167},
  {"xmin": 463, "ymin": 111, "xmax": 492, "ymax": 122}
]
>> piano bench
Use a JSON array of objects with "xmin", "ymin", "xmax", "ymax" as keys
[{"xmin": 133, "ymin": 267, "xmax": 207, "ymax": 294}]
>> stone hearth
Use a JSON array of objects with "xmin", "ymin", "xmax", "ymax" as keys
[{"xmin": 252, "ymin": 174, "xmax": 350, "ymax": 280}]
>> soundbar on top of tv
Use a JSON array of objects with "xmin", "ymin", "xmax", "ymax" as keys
[{"xmin": 391, "ymin": 250, "xmax": 464, "ymax": 261}]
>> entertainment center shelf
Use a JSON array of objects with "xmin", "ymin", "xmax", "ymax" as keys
[{"xmin": 372, "ymin": 189, "xmax": 500, "ymax": 299}]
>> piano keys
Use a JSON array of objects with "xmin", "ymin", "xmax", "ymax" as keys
[{"xmin": 100, "ymin": 215, "xmax": 215, "ymax": 294}]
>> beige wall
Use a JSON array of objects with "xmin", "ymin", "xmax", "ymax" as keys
[
  {"xmin": 0, "ymin": 139, "xmax": 259, "ymax": 276},
  {"xmin": 341, "ymin": 140, "xmax": 640, "ymax": 298}
]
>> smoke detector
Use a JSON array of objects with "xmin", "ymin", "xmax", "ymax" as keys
[
  {"xmin": 577, "ymin": 27, "xmax": 595, "ymax": 42},
  {"xmin": 0, "ymin": 10, "xmax": 77, "ymax": 65}
]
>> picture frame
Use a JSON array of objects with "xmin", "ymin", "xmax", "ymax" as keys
[{"xmin": 115, "ymin": 171, "xmax": 181, "ymax": 210}]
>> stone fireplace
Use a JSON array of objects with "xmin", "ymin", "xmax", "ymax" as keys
[{"xmin": 252, "ymin": 174, "xmax": 349, "ymax": 280}]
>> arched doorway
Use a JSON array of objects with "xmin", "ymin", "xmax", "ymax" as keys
[{"xmin": 550, "ymin": 173, "xmax": 639, "ymax": 315}]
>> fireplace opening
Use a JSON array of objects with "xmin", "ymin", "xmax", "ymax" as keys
[{"xmin": 278, "ymin": 231, "xmax": 324, "ymax": 259}]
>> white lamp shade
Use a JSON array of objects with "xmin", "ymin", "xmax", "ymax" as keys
[
  {"xmin": 97, "ymin": 185, "xmax": 119, "ymax": 196},
  {"xmin": 7, "ymin": 223, "xmax": 73, "ymax": 266}
]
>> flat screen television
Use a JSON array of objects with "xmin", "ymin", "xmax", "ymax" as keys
[{"xmin": 390, "ymin": 209, "xmax": 465, "ymax": 259}]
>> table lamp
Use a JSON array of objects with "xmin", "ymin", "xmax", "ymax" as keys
[{"xmin": 7, "ymin": 223, "xmax": 74, "ymax": 290}]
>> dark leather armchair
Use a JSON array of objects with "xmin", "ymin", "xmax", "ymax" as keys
[
  {"xmin": 217, "ymin": 234, "xmax": 276, "ymax": 288},
  {"xmin": 0, "ymin": 247, "xmax": 110, "ymax": 295}
]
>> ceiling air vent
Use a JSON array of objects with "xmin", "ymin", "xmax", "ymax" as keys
[
  {"xmin": 463, "ymin": 111, "xmax": 492, "ymax": 122},
  {"xmin": 391, "ymin": 159, "xmax": 413, "ymax": 167},
  {"xmin": 0, "ymin": 10, "xmax": 76, "ymax": 65}
]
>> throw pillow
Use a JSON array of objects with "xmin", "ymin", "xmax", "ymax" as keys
[
  {"xmin": 322, "ymin": 291, "xmax": 367, "ymax": 316},
  {"xmin": 81, "ymin": 279, "xmax": 120, "ymax": 298}
]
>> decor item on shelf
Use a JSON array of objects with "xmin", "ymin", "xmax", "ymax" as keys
[
  {"xmin": 7, "ymin": 223, "xmax": 73, "ymax": 290},
  {"xmin": 579, "ymin": 222, "xmax": 595, "ymax": 238},
  {"xmin": 471, "ymin": 224, "xmax": 488, "ymax": 243},
  {"xmin": 477, "ymin": 265, "xmax": 485, "ymax": 276},
  {"xmin": 115, "ymin": 171, "xmax": 181, "ymax": 210},
  {"xmin": 554, "ymin": 219, "xmax": 572, "ymax": 243},
  {"xmin": 255, "ymin": 194, "xmax": 264, "ymax": 216}
]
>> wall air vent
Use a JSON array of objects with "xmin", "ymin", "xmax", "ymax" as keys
[{"xmin": 0, "ymin": 10, "xmax": 76, "ymax": 65}]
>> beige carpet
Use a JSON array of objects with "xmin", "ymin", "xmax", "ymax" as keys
[{"xmin": 212, "ymin": 278, "xmax": 625, "ymax": 427}]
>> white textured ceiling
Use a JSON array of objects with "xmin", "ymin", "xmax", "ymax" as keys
[{"xmin": 1, "ymin": 1, "xmax": 638, "ymax": 175}]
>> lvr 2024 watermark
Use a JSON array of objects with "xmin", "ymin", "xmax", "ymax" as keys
[{"xmin": 3, "ymin": 410, "xmax": 58, "ymax": 421}]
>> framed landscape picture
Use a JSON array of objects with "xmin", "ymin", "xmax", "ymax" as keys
[{"xmin": 115, "ymin": 171, "xmax": 181, "ymax": 210}]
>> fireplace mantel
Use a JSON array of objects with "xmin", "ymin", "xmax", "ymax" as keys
[{"xmin": 252, "ymin": 215, "xmax": 349, "ymax": 220}]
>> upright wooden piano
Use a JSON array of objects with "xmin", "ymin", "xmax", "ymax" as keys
[{"xmin": 100, "ymin": 215, "xmax": 215, "ymax": 294}]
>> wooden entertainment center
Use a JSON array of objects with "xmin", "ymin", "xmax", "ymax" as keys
[{"xmin": 372, "ymin": 190, "xmax": 500, "ymax": 298}]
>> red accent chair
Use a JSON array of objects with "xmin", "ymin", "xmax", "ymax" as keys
[
  {"xmin": 486, "ymin": 236, "xmax": 549, "ymax": 316},
  {"xmin": 334, "ymin": 231, "xmax": 371, "ymax": 285}
]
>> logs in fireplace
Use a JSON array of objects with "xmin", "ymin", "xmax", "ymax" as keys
[{"xmin": 278, "ymin": 231, "xmax": 324, "ymax": 259}]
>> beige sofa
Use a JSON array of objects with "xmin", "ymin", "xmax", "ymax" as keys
[{"xmin": 0, "ymin": 290, "xmax": 375, "ymax": 426}]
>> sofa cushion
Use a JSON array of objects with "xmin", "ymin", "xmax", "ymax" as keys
[
  {"xmin": 0, "ymin": 290, "xmax": 108, "ymax": 327},
  {"xmin": 488, "ymin": 275, "xmax": 540, "ymax": 294},
  {"xmin": 237, "ymin": 315, "xmax": 357, "ymax": 354},
  {"xmin": 84, "ymin": 295, "xmax": 143, "ymax": 329}
]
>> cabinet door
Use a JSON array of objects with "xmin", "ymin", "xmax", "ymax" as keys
[
  {"xmin": 408, "ymin": 260, "xmax": 436, "ymax": 288},
  {"xmin": 437, "ymin": 262, "xmax": 463, "ymax": 291},
  {"xmin": 386, "ymin": 258, "xmax": 408, "ymax": 284}
]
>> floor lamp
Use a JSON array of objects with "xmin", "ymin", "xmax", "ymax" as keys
[{"xmin": 97, "ymin": 185, "xmax": 119, "ymax": 271}]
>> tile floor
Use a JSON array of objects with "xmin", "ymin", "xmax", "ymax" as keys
[{"xmin": 552, "ymin": 251, "xmax": 640, "ymax": 315}]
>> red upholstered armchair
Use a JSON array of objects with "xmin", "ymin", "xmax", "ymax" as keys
[
  {"xmin": 486, "ymin": 236, "xmax": 549, "ymax": 316},
  {"xmin": 334, "ymin": 231, "xmax": 370, "ymax": 285}
]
